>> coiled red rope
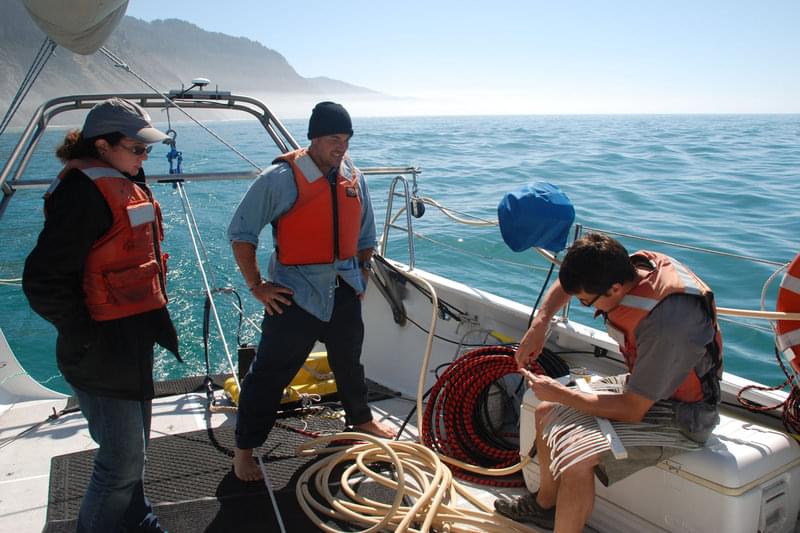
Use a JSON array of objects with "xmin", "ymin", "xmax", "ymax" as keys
[{"xmin": 422, "ymin": 345, "xmax": 546, "ymax": 487}]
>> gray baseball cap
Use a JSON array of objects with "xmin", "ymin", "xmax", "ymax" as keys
[{"xmin": 82, "ymin": 97, "xmax": 168, "ymax": 143}]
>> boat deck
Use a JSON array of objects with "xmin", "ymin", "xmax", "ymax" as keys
[{"xmin": 1, "ymin": 381, "xmax": 538, "ymax": 532}]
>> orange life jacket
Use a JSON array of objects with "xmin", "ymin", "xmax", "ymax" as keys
[
  {"xmin": 54, "ymin": 160, "xmax": 169, "ymax": 321},
  {"xmin": 272, "ymin": 149, "xmax": 361, "ymax": 265},
  {"xmin": 605, "ymin": 251, "xmax": 723, "ymax": 403}
]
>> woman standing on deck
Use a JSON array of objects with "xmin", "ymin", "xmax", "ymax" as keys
[{"xmin": 22, "ymin": 98, "xmax": 181, "ymax": 533}]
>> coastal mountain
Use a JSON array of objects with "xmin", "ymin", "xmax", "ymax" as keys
[{"xmin": 0, "ymin": 1, "xmax": 380, "ymax": 123}]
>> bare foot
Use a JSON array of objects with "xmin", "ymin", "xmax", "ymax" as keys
[
  {"xmin": 354, "ymin": 419, "xmax": 397, "ymax": 439},
  {"xmin": 233, "ymin": 448, "xmax": 263, "ymax": 481}
]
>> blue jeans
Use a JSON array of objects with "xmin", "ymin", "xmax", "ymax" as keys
[{"xmin": 72, "ymin": 386, "xmax": 163, "ymax": 532}]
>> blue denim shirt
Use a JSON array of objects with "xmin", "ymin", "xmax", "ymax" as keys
[{"xmin": 227, "ymin": 156, "xmax": 377, "ymax": 321}]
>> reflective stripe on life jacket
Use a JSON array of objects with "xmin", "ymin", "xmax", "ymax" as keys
[
  {"xmin": 56, "ymin": 159, "xmax": 168, "ymax": 321},
  {"xmin": 272, "ymin": 149, "xmax": 361, "ymax": 265},
  {"xmin": 605, "ymin": 251, "xmax": 723, "ymax": 403},
  {"xmin": 776, "ymin": 252, "xmax": 800, "ymax": 375}
]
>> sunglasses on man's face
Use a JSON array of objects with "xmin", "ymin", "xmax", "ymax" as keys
[
  {"xmin": 578, "ymin": 287, "xmax": 610, "ymax": 307},
  {"xmin": 119, "ymin": 144, "xmax": 153, "ymax": 156}
]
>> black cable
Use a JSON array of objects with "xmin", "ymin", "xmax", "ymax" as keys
[
  {"xmin": 550, "ymin": 348, "xmax": 627, "ymax": 365},
  {"xmin": 202, "ymin": 296, "xmax": 212, "ymax": 376},
  {"xmin": 404, "ymin": 315, "xmax": 517, "ymax": 347},
  {"xmin": 395, "ymin": 387, "xmax": 434, "ymax": 441},
  {"xmin": 202, "ymin": 287, "xmax": 244, "ymax": 377},
  {"xmin": 372, "ymin": 255, "xmax": 467, "ymax": 320},
  {"xmin": 527, "ymin": 261, "xmax": 556, "ymax": 329},
  {"xmin": 536, "ymin": 349, "xmax": 571, "ymax": 378},
  {"xmin": 736, "ymin": 346, "xmax": 800, "ymax": 440},
  {"xmin": 550, "ymin": 350, "xmax": 595, "ymax": 355},
  {"xmin": 474, "ymin": 383, "xmax": 520, "ymax": 451}
]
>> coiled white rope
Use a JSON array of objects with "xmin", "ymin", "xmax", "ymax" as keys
[{"xmin": 296, "ymin": 432, "xmax": 538, "ymax": 533}]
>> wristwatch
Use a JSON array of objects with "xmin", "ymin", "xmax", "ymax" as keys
[{"xmin": 359, "ymin": 259, "xmax": 373, "ymax": 271}]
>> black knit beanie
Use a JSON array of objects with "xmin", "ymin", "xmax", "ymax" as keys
[{"xmin": 307, "ymin": 101, "xmax": 353, "ymax": 139}]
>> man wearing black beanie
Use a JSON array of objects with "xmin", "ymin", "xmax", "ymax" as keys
[
  {"xmin": 307, "ymin": 101, "xmax": 354, "ymax": 140},
  {"xmin": 227, "ymin": 102, "xmax": 396, "ymax": 481}
]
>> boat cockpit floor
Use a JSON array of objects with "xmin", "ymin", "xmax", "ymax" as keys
[
  {"xmin": 43, "ymin": 378, "xmax": 404, "ymax": 532},
  {"xmin": 45, "ymin": 418, "xmax": 343, "ymax": 532}
]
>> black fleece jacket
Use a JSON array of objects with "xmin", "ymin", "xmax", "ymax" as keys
[{"xmin": 22, "ymin": 168, "xmax": 180, "ymax": 400}]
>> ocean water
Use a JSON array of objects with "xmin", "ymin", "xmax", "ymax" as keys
[{"xmin": 1, "ymin": 114, "xmax": 798, "ymax": 393}]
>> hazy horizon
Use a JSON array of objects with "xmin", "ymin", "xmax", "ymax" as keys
[{"xmin": 125, "ymin": 1, "xmax": 800, "ymax": 115}]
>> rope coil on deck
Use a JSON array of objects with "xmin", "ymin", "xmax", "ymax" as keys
[
  {"xmin": 422, "ymin": 347, "xmax": 530, "ymax": 487},
  {"xmin": 420, "ymin": 346, "xmax": 568, "ymax": 487},
  {"xmin": 295, "ymin": 432, "xmax": 538, "ymax": 533}
]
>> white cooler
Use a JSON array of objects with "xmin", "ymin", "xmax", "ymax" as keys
[{"xmin": 520, "ymin": 388, "xmax": 800, "ymax": 533}]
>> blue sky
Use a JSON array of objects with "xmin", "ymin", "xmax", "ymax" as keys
[{"xmin": 126, "ymin": 1, "xmax": 799, "ymax": 115}]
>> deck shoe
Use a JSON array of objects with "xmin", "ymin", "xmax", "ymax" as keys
[{"xmin": 494, "ymin": 491, "xmax": 555, "ymax": 530}]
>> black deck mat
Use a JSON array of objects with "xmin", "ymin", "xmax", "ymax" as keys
[
  {"xmin": 153, "ymin": 373, "xmax": 228, "ymax": 397},
  {"xmin": 44, "ymin": 416, "xmax": 353, "ymax": 532},
  {"xmin": 364, "ymin": 378, "xmax": 401, "ymax": 403},
  {"xmin": 44, "ymin": 377, "xmax": 402, "ymax": 533}
]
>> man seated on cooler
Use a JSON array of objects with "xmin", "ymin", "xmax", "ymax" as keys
[{"xmin": 495, "ymin": 232, "xmax": 722, "ymax": 532}]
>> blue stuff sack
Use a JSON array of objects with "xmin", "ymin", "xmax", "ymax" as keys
[{"xmin": 497, "ymin": 182, "xmax": 575, "ymax": 252}]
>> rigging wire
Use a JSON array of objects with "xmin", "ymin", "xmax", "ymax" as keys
[
  {"xmin": 97, "ymin": 46, "xmax": 263, "ymax": 172},
  {"xmin": 583, "ymin": 226, "xmax": 787, "ymax": 267},
  {"xmin": 173, "ymin": 182, "xmax": 239, "ymax": 389},
  {"xmin": 717, "ymin": 315, "xmax": 775, "ymax": 335},
  {"xmin": 0, "ymin": 37, "xmax": 56, "ymax": 138},
  {"xmin": 257, "ymin": 456, "xmax": 288, "ymax": 533},
  {"xmin": 413, "ymin": 231, "xmax": 555, "ymax": 273},
  {"xmin": 175, "ymin": 180, "xmax": 219, "ymax": 290},
  {"xmin": 202, "ymin": 288, "xmax": 243, "ymax": 377}
]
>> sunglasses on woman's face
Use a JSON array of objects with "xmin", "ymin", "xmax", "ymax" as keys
[{"xmin": 119, "ymin": 144, "xmax": 153, "ymax": 156}]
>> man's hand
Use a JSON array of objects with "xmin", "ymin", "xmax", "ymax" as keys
[
  {"xmin": 515, "ymin": 322, "xmax": 548, "ymax": 369},
  {"xmin": 521, "ymin": 368, "xmax": 655, "ymax": 422},
  {"xmin": 251, "ymin": 281, "xmax": 294, "ymax": 315},
  {"xmin": 357, "ymin": 249, "xmax": 373, "ymax": 301},
  {"xmin": 514, "ymin": 281, "xmax": 571, "ymax": 369},
  {"xmin": 519, "ymin": 368, "xmax": 567, "ymax": 403}
]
